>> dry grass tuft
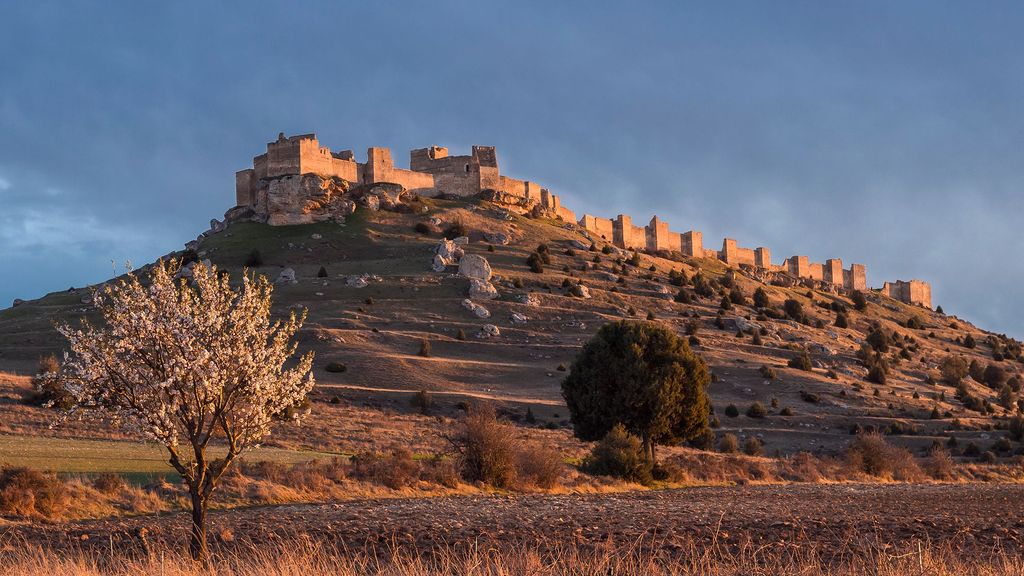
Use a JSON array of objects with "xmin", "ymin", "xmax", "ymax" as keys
[{"xmin": 0, "ymin": 539, "xmax": 1021, "ymax": 576}]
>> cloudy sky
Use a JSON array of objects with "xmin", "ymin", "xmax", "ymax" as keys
[{"xmin": 1, "ymin": 2, "xmax": 1022, "ymax": 336}]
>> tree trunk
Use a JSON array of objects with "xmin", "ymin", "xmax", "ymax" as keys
[
  {"xmin": 188, "ymin": 488, "xmax": 208, "ymax": 564},
  {"xmin": 642, "ymin": 434, "xmax": 656, "ymax": 465}
]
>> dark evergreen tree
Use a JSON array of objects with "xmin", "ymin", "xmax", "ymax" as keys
[
  {"xmin": 753, "ymin": 287, "xmax": 770, "ymax": 308},
  {"xmin": 561, "ymin": 321, "xmax": 711, "ymax": 462}
]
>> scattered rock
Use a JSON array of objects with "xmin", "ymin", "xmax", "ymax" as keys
[
  {"xmin": 570, "ymin": 284, "xmax": 591, "ymax": 299},
  {"xmin": 516, "ymin": 293, "xmax": 540, "ymax": 307},
  {"xmin": 433, "ymin": 239, "xmax": 464, "ymax": 271},
  {"xmin": 478, "ymin": 324, "xmax": 501, "ymax": 338},
  {"xmin": 345, "ymin": 275, "xmax": 369, "ymax": 288},
  {"xmin": 510, "ymin": 313, "xmax": 528, "ymax": 324},
  {"xmin": 431, "ymin": 254, "xmax": 449, "ymax": 273},
  {"xmin": 468, "ymin": 278, "xmax": 499, "ymax": 300},
  {"xmin": 484, "ymin": 232, "xmax": 510, "ymax": 245},
  {"xmin": 461, "ymin": 299, "xmax": 491, "ymax": 319},
  {"xmin": 452, "ymin": 236, "xmax": 470, "ymax": 245},
  {"xmin": 311, "ymin": 233, "xmax": 322, "ymax": 240},
  {"xmin": 458, "ymin": 254, "xmax": 492, "ymax": 281},
  {"xmin": 571, "ymin": 239, "xmax": 590, "ymax": 250},
  {"xmin": 276, "ymin": 268, "xmax": 297, "ymax": 284}
]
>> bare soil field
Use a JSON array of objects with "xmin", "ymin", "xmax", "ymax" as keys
[{"xmin": 7, "ymin": 483, "xmax": 1022, "ymax": 560}]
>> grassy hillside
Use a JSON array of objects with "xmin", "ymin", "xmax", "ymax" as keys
[{"xmin": 1, "ymin": 196, "xmax": 1020, "ymax": 463}]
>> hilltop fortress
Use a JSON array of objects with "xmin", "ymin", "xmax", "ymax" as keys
[{"xmin": 232, "ymin": 133, "xmax": 932, "ymax": 308}]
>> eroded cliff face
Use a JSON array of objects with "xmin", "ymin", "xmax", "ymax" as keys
[
  {"xmin": 226, "ymin": 174, "xmax": 420, "ymax": 226},
  {"xmin": 258, "ymin": 174, "xmax": 353, "ymax": 225}
]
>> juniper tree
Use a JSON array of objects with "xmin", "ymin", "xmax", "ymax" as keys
[{"xmin": 560, "ymin": 320, "xmax": 710, "ymax": 463}]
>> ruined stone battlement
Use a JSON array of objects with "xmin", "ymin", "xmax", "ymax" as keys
[
  {"xmin": 232, "ymin": 133, "xmax": 932, "ymax": 308},
  {"xmin": 882, "ymin": 280, "xmax": 932, "ymax": 309},
  {"xmin": 235, "ymin": 133, "xmax": 574, "ymax": 222}
]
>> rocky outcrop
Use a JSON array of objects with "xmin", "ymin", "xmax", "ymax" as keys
[
  {"xmin": 264, "ymin": 174, "xmax": 354, "ymax": 226},
  {"xmin": 478, "ymin": 189, "xmax": 537, "ymax": 213},
  {"xmin": 225, "ymin": 175, "xmax": 416, "ymax": 227},
  {"xmin": 432, "ymin": 239, "xmax": 464, "ymax": 272}
]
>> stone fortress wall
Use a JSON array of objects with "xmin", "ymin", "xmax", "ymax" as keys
[
  {"xmin": 574, "ymin": 212, "xmax": 929, "ymax": 307},
  {"xmin": 236, "ymin": 134, "xmax": 576, "ymax": 223},
  {"xmin": 234, "ymin": 133, "xmax": 931, "ymax": 308}
]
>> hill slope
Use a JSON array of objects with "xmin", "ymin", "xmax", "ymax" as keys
[{"xmin": 1, "ymin": 195, "xmax": 1020, "ymax": 459}]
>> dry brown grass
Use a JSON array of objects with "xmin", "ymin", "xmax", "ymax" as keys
[{"xmin": 0, "ymin": 539, "xmax": 1021, "ymax": 576}]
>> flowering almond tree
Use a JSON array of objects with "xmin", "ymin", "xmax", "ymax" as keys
[{"xmin": 54, "ymin": 260, "xmax": 314, "ymax": 563}]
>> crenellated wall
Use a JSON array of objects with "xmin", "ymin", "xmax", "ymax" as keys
[
  {"xmin": 235, "ymin": 132, "xmax": 931, "ymax": 307},
  {"xmin": 235, "ymin": 133, "xmax": 571, "ymax": 221},
  {"xmin": 882, "ymin": 280, "xmax": 932, "ymax": 308}
]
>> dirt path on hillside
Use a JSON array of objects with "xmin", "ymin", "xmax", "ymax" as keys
[{"xmin": 5, "ymin": 484, "xmax": 1023, "ymax": 559}]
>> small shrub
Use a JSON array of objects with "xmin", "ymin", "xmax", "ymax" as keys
[
  {"xmin": 1009, "ymin": 416, "xmax": 1024, "ymax": 441},
  {"xmin": 845, "ymin": 433, "xmax": 923, "ymax": 480},
  {"xmin": 851, "ymin": 290, "xmax": 867, "ymax": 311},
  {"xmin": 244, "ymin": 249, "xmax": 263, "ymax": 267},
  {"xmin": 788, "ymin": 351, "xmax": 813, "ymax": 371},
  {"xmin": 443, "ymin": 221, "xmax": 467, "ymax": 240},
  {"xmin": 90, "ymin": 473, "xmax": 127, "ymax": 495},
  {"xmin": 453, "ymin": 404, "xmax": 518, "ymax": 488},
  {"xmin": 835, "ymin": 313, "xmax": 849, "ymax": 329},
  {"xmin": 317, "ymin": 266, "xmax": 328, "ymax": 278},
  {"xmin": 417, "ymin": 338, "xmax": 431, "ymax": 357},
  {"xmin": 517, "ymin": 443, "xmax": 563, "ymax": 489},
  {"xmin": 743, "ymin": 437, "xmax": 764, "ymax": 456},
  {"xmin": 324, "ymin": 362, "xmax": 347, "ymax": 373},
  {"xmin": 581, "ymin": 424, "xmax": 653, "ymax": 485},
  {"xmin": 25, "ymin": 354, "xmax": 73, "ymax": 410},
  {"xmin": 414, "ymin": 222, "xmax": 432, "ymax": 235},
  {"xmin": 0, "ymin": 467, "xmax": 69, "ymax": 519},
  {"xmin": 924, "ymin": 446, "xmax": 954, "ymax": 480},
  {"xmin": 526, "ymin": 252, "xmax": 544, "ymax": 274},
  {"xmin": 456, "ymin": 329, "xmax": 467, "ymax": 341},
  {"xmin": 783, "ymin": 299, "xmax": 803, "ymax": 320},
  {"xmin": 759, "ymin": 365, "xmax": 777, "ymax": 380},
  {"xmin": 779, "ymin": 406, "xmax": 794, "ymax": 416},
  {"xmin": 746, "ymin": 402, "xmax": 767, "ymax": 419},
  {"xmin": 719, "ymin": 433, "xmax": 739, "ymax": 453},
  {"xmin": 674, "ymin": 289, "xmax": 692, "ymax": 304},
  {"xmin": 799, "ymin": 390, "xmax": 820, "ymax": 403},
  {"xmin": 410, "ymin": 389, "xmax": 433, "ymax": 415},
  {"xmin": 753, "ymin": 287, "xmax": 770, "ymax": 308},
  {"xmin": 724, "ymin": 404, "xmax": 740, "ymax": 417}
]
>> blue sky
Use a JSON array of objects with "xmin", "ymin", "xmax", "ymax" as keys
[{"xmin": 1, "ymin": 2, "xmax": 1022, "ymax": 336}]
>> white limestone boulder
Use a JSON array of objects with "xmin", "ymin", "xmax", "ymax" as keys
[
  {"xmin": 458, "ymin": 254, "xmax": 492, "ymax": 281},
  {"xmin": 276, "ymin": 267, "xmax": 297, "ymax": 284},
  {"xmin": 461, "ymin": 298, "xmax": 491, "ymax": 319},
  {"xmin": 468, "ymin": 278, "xmax": 499, "ymax": 300}
]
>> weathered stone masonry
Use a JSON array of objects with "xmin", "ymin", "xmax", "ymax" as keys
[
  {"xmin": 235, "ymin": 133, "xmax": 576, "ymax": 222},
  {"xmin": 233, "ymin": 133, "xmax": 932, "ymax": 308}
]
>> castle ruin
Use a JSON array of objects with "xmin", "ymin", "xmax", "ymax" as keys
[
  {"xmin": 235, "ymin": 133, "xmax": 575, "ymax": 222},
  {"xmin": 232, "ymin": 133, "xmax": 932, "ymax": 308}
]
